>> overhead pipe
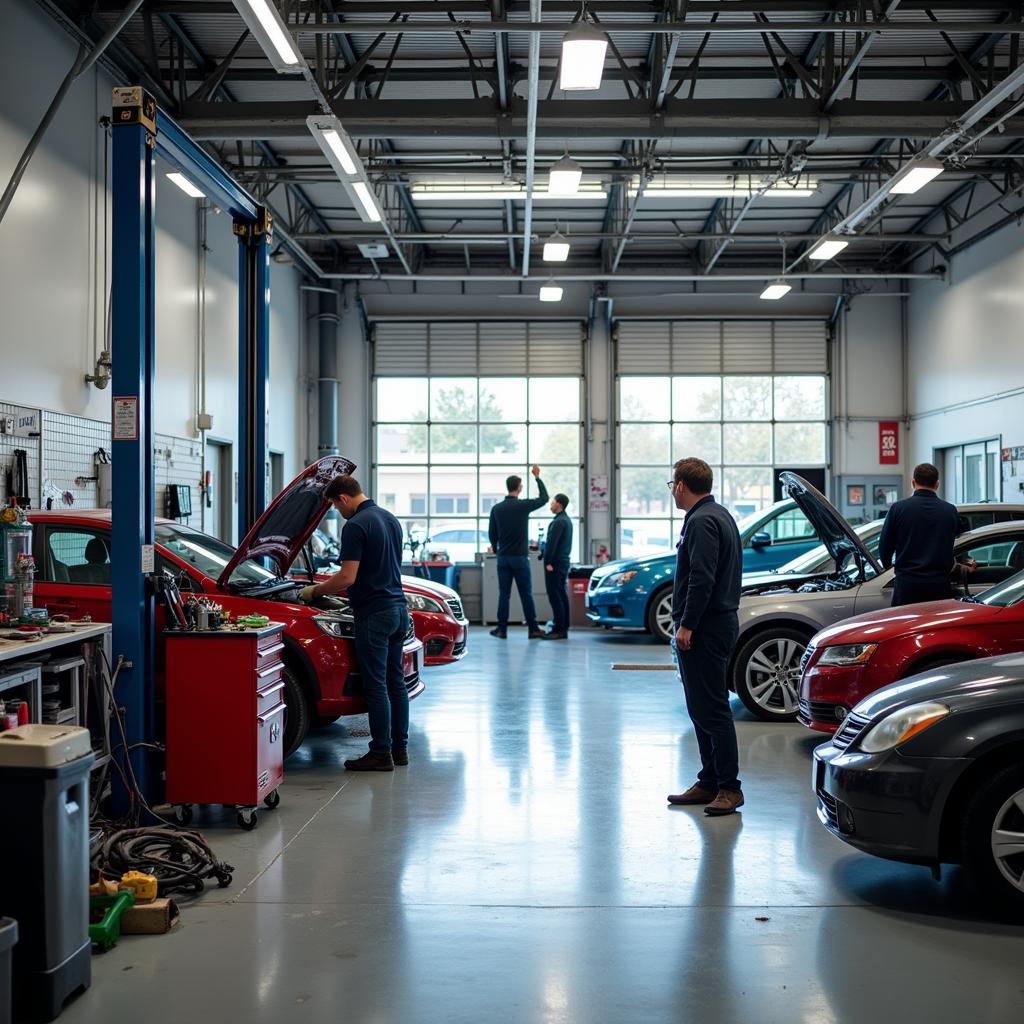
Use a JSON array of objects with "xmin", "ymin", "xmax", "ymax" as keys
[
  {"xmin": 316, "ymin": 290, "xmax": 341, "ymax": 458},
  {"xmin": 520, "ymin": 0, "xmax": 541, "ymax": 276},
  {"xmin": 320, "ymin": 271, "xmax": 943, "ymax": 282}
]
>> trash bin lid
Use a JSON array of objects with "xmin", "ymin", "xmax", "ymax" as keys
[{"xmin": 0, "ymin": 724, "xmax": 91, "ymax": 768}]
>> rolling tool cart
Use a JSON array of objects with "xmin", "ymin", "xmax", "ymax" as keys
[{"xmin": 164, "ymin": 624, "xmax": 286, "ymax": 830}]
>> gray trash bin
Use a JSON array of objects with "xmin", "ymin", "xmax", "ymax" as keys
[
  {"xmin": 0, "ymin": 918, "xmax": 17, "ymax": 1024},
  {"xmin": 0, "ymin": 726, "xmax": 93, "ymax": 1023}
]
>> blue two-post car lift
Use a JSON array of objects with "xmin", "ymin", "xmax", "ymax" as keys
[{"xmin": 110, "ymin": 86, "xmax": 271, "ymax": 809}]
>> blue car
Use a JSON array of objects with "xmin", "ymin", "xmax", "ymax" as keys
[{"xmin": 586, "ymin": 499, "xmax": 819, "ymax": 642}]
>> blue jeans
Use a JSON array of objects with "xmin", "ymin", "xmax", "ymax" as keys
[
  {"xmin": 545, "ymin": 565, "xmax": 570, "ymax": 633},
  {"xmin": 496, "ymin": 555, "xmax": 538, "ymax": 630},
  {"xmin": 353, "ymin": 604, "xmax": 411, "ymax": 754}
]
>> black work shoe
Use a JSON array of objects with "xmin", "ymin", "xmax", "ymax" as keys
[
  {"xmin": 527, "ymin": 630, "xmax": 546, "ymax": 639},
  {"xmin": 542, "ymin": 631, "xmax": 568, "ymax": 640},
  {"xmin": 344, "ymin": 751, "xmax": 394, "ymax": 772},
  {"xmin": 490, "ymin": 628, "xmax": 507, "ymax": 638},
  {"xmin": 392, "ymin": 750, "xmax": 409, "ymax": 767}
]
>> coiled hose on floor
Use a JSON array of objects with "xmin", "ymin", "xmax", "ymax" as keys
[{"xmin": 95, "ymin": 827, "xmax": 234, "ymax": 897}]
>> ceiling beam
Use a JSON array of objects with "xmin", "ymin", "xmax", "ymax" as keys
[{"xmin": 90, "ymin": 2, "xmax": 1024, "ymax": 12}]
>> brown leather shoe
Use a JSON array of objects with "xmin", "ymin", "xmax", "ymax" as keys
[
  {"xmin": 344, "ymin": 751, "xmax": 394, "ymax": 772},
  {"xmin": 667, "ymin": 784, "xmax": 716, "ymax": 806},
  {"xmin": 703, "ymin": 789, "xmax": 744, "ymax": 816}
]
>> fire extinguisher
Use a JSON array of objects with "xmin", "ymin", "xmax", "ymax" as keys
[{"xmin": 205, "ymin": 470, "xmax": 213, "ymax": 508}]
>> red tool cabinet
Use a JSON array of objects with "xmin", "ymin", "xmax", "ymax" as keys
[{"xmin": 164, "ymin": 624, "xmax": 286, "ymax": 830}]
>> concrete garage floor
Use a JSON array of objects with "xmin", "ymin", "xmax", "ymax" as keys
[{"xmin": 69, "ymin": 631, "xmax": 1024, "ymax": 1024}]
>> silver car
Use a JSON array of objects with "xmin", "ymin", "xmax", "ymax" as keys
[{"xmin": 731, "ymin": 474, "xmax": 1024, "ymax": 722}]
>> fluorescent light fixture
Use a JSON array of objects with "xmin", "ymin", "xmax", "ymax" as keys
[
  {"xmin": 321, "ymin": 130, "xmax": 357, "ymax": 175},
  {"xmin": 543, "ymin": 231, "xmax": 570, "ymax": 262},
  {"xmin": 808, "ymin": 235, "xmax": 850, "ymax": 261},
  {"xmin": 539, "ymin": 281, "xmax": 564, "ymax": 302},
  {"xmin": 352, "ymin": 181, "xmax": 382, "ymax": 222},
  {"xmin": 889, "ymin": 157, "xmax": 945, "ymax": 195},
  {"xmin": 408, "ymin": 185, "xmax": 607, "ymax": 202},
  {"xmin": 560, "ymin": 20, "xmax": 608, "ymax": 91},
  {"xmin": 548, "ymin": 154, "xmax": 583, "ymax": 196},
  {"xmin": 230, "ymin": 0, "xmax": 302, "ymax": 73},
  {"xmin": 630, "ymin": 177, "xmax": 818, "ymax": 199},
  {"xmin": 166, "ymin": 172, "xmax": 205, "ymax": 199},
  {"xmin": 760, "ymin": 280, "xmax": 793, "ymax": 301},
  {"xmin": 308, "ymin": 117, "xmax": 360, "ymax": 176}
]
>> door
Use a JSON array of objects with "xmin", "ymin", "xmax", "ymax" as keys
[
  {"xmin": 33, "ymin": 524, "xmax": 115, "ymax": 622},
  {"xmin": 853, "ymin": 569, "xmax": 895, "ymax": 614},
  {"xmin": 205, "ymin": 440, "xmax": 234, "ymax": 543},
  {"xmin": 270, "ymin": 451, "xmax": 284, "ymax": 501}
]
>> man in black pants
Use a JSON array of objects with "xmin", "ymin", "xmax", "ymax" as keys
[
  {"xmin": 666, "ymin": 458, "xmax": 744, "ymax": 817},
  {"xmin": 878, "ymin": 462, "xmax": 963, "ymax": 606},
  {"xmin": 542, "ymin": 493, "xmax": 573, "ymax": 640},
  {"xmin": 488, "ymin": 465, "xmax": 548, "ymax": 639},
  {"xmin": 299, "ymin": 475, "xmax": 410, "ymax": 772}
]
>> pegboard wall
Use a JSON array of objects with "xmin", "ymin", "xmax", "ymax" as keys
[{"xmin": 0, "ymin": 401, "xmax": 205, "ymax": 530}]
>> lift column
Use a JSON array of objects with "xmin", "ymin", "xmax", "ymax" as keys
[{"xmin": 109, "ymin": 86, "xmax": 158, "ymax": 810}]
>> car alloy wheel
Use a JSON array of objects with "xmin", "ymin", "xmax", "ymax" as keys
[
  {"xmin": 732, "ymin": 628, "xmax": 807, "ymax": 721},
  {"xmin": 990, "ymin": 787, "xmax": 1024, "ymax": 895},
  {"xmin": 647, "ymin": 589, "xmax": 674, "ymax": 643}
]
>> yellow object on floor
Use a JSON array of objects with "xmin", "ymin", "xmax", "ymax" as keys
[{"xmin": 119, "ymin": 871, "xmax": 159, "ymax": 903}]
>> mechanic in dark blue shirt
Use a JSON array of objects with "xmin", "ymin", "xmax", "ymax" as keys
[
  {"xmin": 878, "ymin": 462, "xmax": 963, "ymax": 607},
  {"xmin": 300, "ymin": 474, "xmax": 410, "ymax": 772},
  {"xmin": 666, "ymin": 458, "xmax": 744, "ymax": 817},
  {"xmin": 488, "ymin": 465, "xmax": 548, "ymax": 638},
  {"xmin": 542, "ymin": 493, "xmax": 573, "ymax": 639}
]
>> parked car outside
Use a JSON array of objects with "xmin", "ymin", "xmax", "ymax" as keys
[
  {"xmin": 723, "ymin": 477, "xmax": 1024, "ymax": 723},
  {"xmin": 586, "ymin": 498, "xmax": 821, "ymax": 641},
  {"xmin": 813, "ymin": 653, "xmax": 1024, "ymax": 915},
  {"xmin": 29, "ymin": 457, "xmax": 425, "ymax": 759},
  {"xmin": 799, "ymin": 557, "xmax": 1024, "ymax": 732}
]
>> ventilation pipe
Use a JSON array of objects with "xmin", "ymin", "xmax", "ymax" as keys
[{"xmin": 317, "ymin": 290, "xmax": 340, "ymax": 458}]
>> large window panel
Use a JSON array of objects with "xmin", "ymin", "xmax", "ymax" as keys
[
  {"xmin": 774, "ymin": 376, "xmax": 826, "ymax": 421},
  {"xmin": 529, "ymin": 377, "xmax": 580, "ymax": 421},
  {"xmin": 775, "ymin": 423, "xmax": 826, "ymax": 465},
  {"xmin": 529, "ymin": 423, "xmax": 580, "ymax": 465},
  {"xmin": 721, "ymin": 467, "xmax": 774, "ymax": 517},
  {"xmin": 430, "ymin": 378, "xmax": 477, "ymax": 421},
  {"xmin": 620, "ymin": 468, "xmax": 674, "ymax": 518},
  {"xmin": 378, "ymin": 467, "xmax": 430, "ymax": 518},
  {"xmin": 480, "ymin": 423, "xmax": 526, "ymax": 463},
  {"xmin": 723, "ymin": 423, "xmax": 772, "ymax": 465},
  {"xmin": 620, "ymin": 423, "xmax": 670, "ymax": 468},
  {"xmin": 673, "ymin": 377, "xmax": 721, "ymax": 421},
  {"xmin": 538, "ymin": 466, "xmax": 582, "ymax": 514},
  {"xmin": 377, "ymin": 378, "xmax": 428, "ymax": 422},
  {"xmin": 672, "ymin": 423, "xmax": 722, "ymax": 465},
  {"xmin": 480, "ymin": 378, "xmax": 527, "ymax": 421},
  {"xmin": 376, "ymin": 424, "xmax": 428, "ymax": 464},
  {"xmin": 620, "ymin": 377, "xmax": 670, "ymax": 422},
  {"xmin": 430, "ymin": 423, "xmax": 477, "ymax": 461},
  {"xmin": 723, "ymin": 377, "xmax": 772, "ymax": 420},
  {"xmin": 620, "ymin": 518, "xmax": 675, "ymax": 558}
]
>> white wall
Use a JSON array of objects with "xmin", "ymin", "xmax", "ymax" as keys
[
  {"xmin": 908, "ymin": 218, "xmax": 1024, "ymax": 483},
  {"xmin": 0, "ymin": 0, "xmax": 306, "ymax": 532}
]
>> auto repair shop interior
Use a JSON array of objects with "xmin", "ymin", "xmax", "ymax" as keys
[{"xmin": 4, "ymin": 1, "xmax": 1024, "ymax": 1022}]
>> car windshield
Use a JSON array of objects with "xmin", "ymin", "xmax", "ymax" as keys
[
  {"xmin": 155, "ymin": 524, "xmax": 280, "ymax": 587},
  {"xmin": 978, "ymin": 568, "xmax": 1024, "ymax": 608},
  {"xmin": 774, "ymin": 521, "xmax": 882, "ymax": 574}
]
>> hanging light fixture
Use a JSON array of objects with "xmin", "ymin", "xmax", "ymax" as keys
[
  {"xmin": 539, "ymin": 280, "xmax": 564, "ymax": 302},
  {"xmin": 548, "ymin": 154, "xmax": 583, "ymax": 196},
  {"xmin": 543, "ymin": 229, "xmax": 570, "ymax": 262},
  {"xmin": 165, "ymin": 172, "xmax": 205, "ymax": 199},
  {"xmin": 760, "ymin": 280, "xmax": 792, "ymax": 301},
  {"xmin": 560, "ymin": 14, "xmax": 608, "ymax": 91},
  {"xmin": 889, "ymin": 157, "xmax": 945, "ymax": 195},
  {"xmin": 230, "ymin": 0, "xmax": 302, "ymax": 72},
  {"xmin": 808, "ymin": 235, "xmax": 850, "ymax": 261}
]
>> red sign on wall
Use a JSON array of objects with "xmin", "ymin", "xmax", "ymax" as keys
[{"xmin": 879, "ymin": 422, "xmax": 899, "ymax": 465}]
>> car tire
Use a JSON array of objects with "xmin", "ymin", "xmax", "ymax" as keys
[
  {"xmin": 731, "ymin": 628, "xmax": 808, "ymax": 722},
  {"xmin": 282, "ymin": 665, "xmax": 312, "ymax": 759},
  {"xmin": 960, "ymin": 762, "xmax": 1024, "ymax": 917},
  {"xmin": 645, "ymin": 587, "xmax": 674, "ymax": 643}
]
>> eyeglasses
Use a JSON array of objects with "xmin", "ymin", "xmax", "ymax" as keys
[{"xmin": 667, "ymin": 480, "xmax": 679, "ymax": 490}]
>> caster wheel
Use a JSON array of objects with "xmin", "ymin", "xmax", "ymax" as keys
[
  {"xmin": 174, "ymin": 804, "xmax": 193, "ymax": 826},
  {"xmin": 218, "ymin": 873, "xmax": 233, "ymax": 888},
  {"xmin": 236, "ymin": 809, "xmax": 258, "ymax": 831},
  {"xmin": 263, "ymin": 790, "xmax": 280, "ymax": 809}
]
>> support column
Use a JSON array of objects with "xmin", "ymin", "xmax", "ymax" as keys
[
  {"xmin": 338, "ymin": 283, "xmax": 370, "ymax": 480},
  {"xmin": 110, "ymin": 87, "xmax": 157, "ymax": 811},
  {"xmin": 586, "ymin": 297, "xmax": 615, "ymax": 559},
  {"xmin": 236, "ymin": 207, "xmax": 273, "ymax": 537}
]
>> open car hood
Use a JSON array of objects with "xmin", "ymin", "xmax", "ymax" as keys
[
  {"xmin": 779, "ymin": 471, "xmax": 882, "ymax": 576},
  {"xmin": 218, "ymin": 456, "xmax": 356, "ymax": 588}
]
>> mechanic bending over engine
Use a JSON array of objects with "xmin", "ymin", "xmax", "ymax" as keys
[{"xmin": 299, "ymin": 474, "xmax": 411, "ymax": 772}]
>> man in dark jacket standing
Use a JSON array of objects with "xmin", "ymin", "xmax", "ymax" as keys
[
  {"xmin": 878, "ymin": 463, "xmax": 962, "ymax": 606},
  {"xmin": 299, "ymin": 475, "xmax": 411, "ymax": 772},
  {"xmin": 488, "ymin": 464, "xmax": 548, "ymax": 638},
  {"xmin": 666, "ymin": 458, "xmax": 744, "ymax": 816},
  {"xmin": 542, "ymin": 493, "xmax": 573, "ymax": 640}
]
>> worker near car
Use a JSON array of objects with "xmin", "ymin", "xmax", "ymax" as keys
[
  {"xmin": 542, "ymin": 493, "xmax": 573, "ymax": 640},
  {"xmin": 488, "ymin": 465, "xmax": 549, "ymax": 639},
  {"xmin": 299, "ymin": 474, "xmax": 410, "ymax": 772},
  {"xmin": 666, "ymin": 458, "xmax": 744, "ymax": 817},
  {"xmin": 878, "ymin": 462, "xmax": 963, "ymax": 607}
]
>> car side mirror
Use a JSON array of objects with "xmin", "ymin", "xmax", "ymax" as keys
[{"xmin": 750, "ymin": 531, "xmax": 772, "ymax": 550}]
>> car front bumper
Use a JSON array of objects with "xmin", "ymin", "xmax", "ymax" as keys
[
  {"xmin": 801, "ymin": 664, "xmax": 872, "ymax": 732},
  {"xmin": 812, "ymin": 740, "xmax": 967, "ymax": 866},
  {"xmin": 414, "ymin": 612, "xmax": 469, "ymax": 665},
  {"xmin": 584, "ymin": 586, "xmax": 648, "ymax": 628}
]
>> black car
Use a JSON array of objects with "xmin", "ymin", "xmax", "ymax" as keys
[{"xmin": 814, "ymin": 654, "xmax": 1024, "ymax": 913}]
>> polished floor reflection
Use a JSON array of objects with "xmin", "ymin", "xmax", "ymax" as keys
[{"xmin": 69, "ymin": 631, "xmax": 1024, "ymax": 1023}]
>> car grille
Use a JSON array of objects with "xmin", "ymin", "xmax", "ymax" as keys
[
  {"xmin": 446, "ymin": 597, "xmax": 465, "ymax": 621},
  {"xmin": 404, "ymin": 670, "xmax": 420, "ymax": 690},
  {"xmin": 405, "ymin": 621, "xmax": 416, "ymax": 642},
  {"xmin": 817, "ymin": 789, "xmax": 839, "ymax": 830},
  {"xmin": 799, "ymin": 644, "xmax": 816, "ymax": 676},
  {"xmin": 451, "ymin": 640, "xmax": 466, "ymax": 658},
  {"xmin": 589, "ymin": 574, "xmax": 602, "ymax": 592},
  {"xmin": 800, "ymin": 697, "xmax": 846, "ymax": 724},
  {"xmin": 425, "ymin": 639, "xmax": 447, "ymax": 657},
  {"xmin": 831, "ymin": 713, "xmax": 871, "ymax": 752}
]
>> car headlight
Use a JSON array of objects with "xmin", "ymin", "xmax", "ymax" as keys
[
  {"xmin": 406, "ymin": 592, "xmax": 444, "ymax": 613},
  {"xmin": 859, "ymin": 701, "xmax": 950, "ymax": 754},
  {"xmin": 817, "ymin": 643, "xmax": 878, "ymax": 667},
  {"xmin": 603, "ymin": 570, "xmax": 638, "ymax": 588},
  {"xmin": 313, "ymin": 613, "xmax": 355, "ymax": 639}
]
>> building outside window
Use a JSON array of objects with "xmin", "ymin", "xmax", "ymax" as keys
[
  {"xmin": 375, "ymin": 377, "xmax": 583, "ymax": 562},
  {"xmin": 618, "ymin": 374, "xmax": 828, "ymax": 557}
]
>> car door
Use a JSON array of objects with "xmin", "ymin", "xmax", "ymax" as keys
[
  {"xmin": 954, "ymin": 533, "xmax": 1024, "ymax": 596},
  {"xmin": 852, "ymin": 567, "xmax": 896, "ymax": 614},
  {"xmin": 33, "ymin": 524, "xmax": 113, "ymax": 622},
  {"xmin": 743, "ymin": 507, "xmax": 817, "ymax": 572}
]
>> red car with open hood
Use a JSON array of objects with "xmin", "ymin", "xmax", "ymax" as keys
[{"xmin": 29, "ymin": 457, "xmax": 424, "ymax": 759}]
